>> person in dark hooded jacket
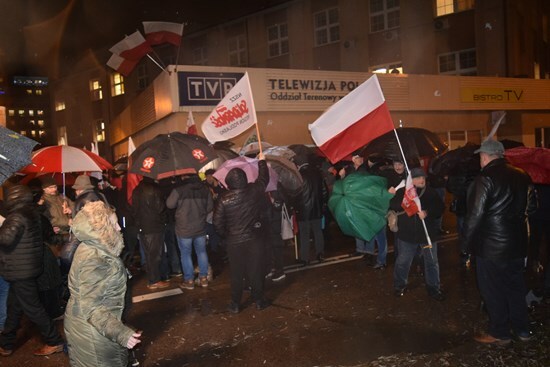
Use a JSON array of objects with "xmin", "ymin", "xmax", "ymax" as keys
[
  {"xmin": 213, "ymin": 156, "xmax": 269, "ymax": 313},
  {"xmin": 0, "ymin": 185, "xmax": 65, "ymax": 357}
]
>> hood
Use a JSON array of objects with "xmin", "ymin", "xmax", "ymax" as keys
[
  {"xmin": 5, "ymin": 185, "xmax": 34, "ymax": 213},
  {"xmin": 225, "ymin": 168, "xmax": 248, "ymax": 189},
  {"xmin": 72, "ymin": 201, "xmax": 124, "ymax": 256}
]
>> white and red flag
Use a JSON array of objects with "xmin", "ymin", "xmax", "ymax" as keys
[
  {"xmin": 186, "ymin": 110, "xmax": 197, "ymax": 135},
  {"xmin": 126, "ymin": 137, "xmax": 142, "ymax": 205},
  {"xmin": 109, "ymin": 31, "xmax": 152, "ymax": 61},
  {"xmin": 401, "ymin": 174, "xmax": 421, "ymax": 217},
  {"xmin": 309, "ymin": 74, "xmax": 394, "ymax": 164},
  {"xmin": 201, "ymin": 72, "xmax": 257, "ymax": 143},
  {"xmin": 106, "ymin": 53, "xmax": 138, "ymax": 76},
  {"xmin": 143, "ymin": 21, "xmax": 184, "ymax": 46}
]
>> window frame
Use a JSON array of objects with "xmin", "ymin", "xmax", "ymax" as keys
[
  {"xmin": 435, "ymin": 0, "xmax": 475, "ymax": 17},
  {"xmin": 90, "ymin": 79, "xmax": 103, "ymax": 101},
  {"xmin": 111, "ymin": 73, "xmax": 125, "ymax": 96},
  {"xmin": 267, "ymin": 23, "xmax": 289, "ymax": 58},
  {"xmin": 192, "ymin": 46, "xmax": 208, "ymax": 65},
  {"xmin": 228, "ymin": 34, "xmax": 247, "ymax": 66},
  {"xmin": 438, "ymin": 48, "xmax": 477, "ymax": 75},
  {"xmin": 369, "ymin": 0, "xmax": 400, "ymax": 33},
  {"xmin": 313, "ymin": 7, "xmax": 340, "ymax": 47},
  {"xmin": 369, "ymin": 62, "xmax": 404, "ymax": 74}
]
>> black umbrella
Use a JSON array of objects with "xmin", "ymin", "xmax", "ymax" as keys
[
  {"xmin": 265, "ymin": 155, "xmax": 303, "ymax": 194},
  {"xmin": 362, "ymin": 127, "xmax": 448, "ymax": 161},
  {"xmin": 288, "ymin": 144, "xmax": 316, "ymax": 166},
  {"xmin": 0, "ymin": 126, "xmax": 39, "ymax": 185},
  {"xmin": 429, "ymin": 142, "xmax": 480, "ymax": 176},
  {"xmin": 113, "ymin": 155, "xmax": 128, "ymax": 171},
  {"xmin": 129, "ymin": 132, "xmax": 217, "ymax": 180},
  {"xmin": 206, "ymin": 147, "xmax": 239, "ymax": 170}
]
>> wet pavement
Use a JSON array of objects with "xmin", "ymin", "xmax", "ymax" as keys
[{"xmin": 3, "ymin": 217, "xmax": 550, "ymax": 367}]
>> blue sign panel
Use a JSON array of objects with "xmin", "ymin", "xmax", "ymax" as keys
[{"xmin": 178, "ymin": 71, "xmax": 245, "ymax": 106}]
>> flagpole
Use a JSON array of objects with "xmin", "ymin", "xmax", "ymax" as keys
[
  {"xmin": 174, "ymin": 23, "xmax": 184, "ymax": 74},
  {"xmin": 392, "ymin": 129, "xmax": 433, "ymax": 250},
  {"xmin": 146, "ymin": 54, "xmax": 170, "ymax": 74}
]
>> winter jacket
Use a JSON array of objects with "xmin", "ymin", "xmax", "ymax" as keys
[
  {"xmin": 463, "ymin": 158, "xmax": 536, "ymax": 261},
  {"xmin": 390, "ymin": 185, "xmax": 445, "ymax": 244},
  {"xmin": 166, "ymin": 176, "xmax": 213, "ymax": 238},
  {"xmin": 42, "ymin": 192, "xmax": 73, "ymax": 233},
  {"xmin": 294, "ymin": 164, "xmax": 327, "ymax": 221},
  {"xmin": 73, "ymin": 189, "xmax": 110, "ymax": 217},
  {"xmin": 64, "ymin": 206, "xmax": 134, "ymax": 367},
  {"xmin": 213, "ymin": 160, "xmax": 269, "ymax": 245},
  {"xmin": 131, "ymin": 179, "xmax": 167, "ymax": 234},
  {"xmin": 0, "ymin": 185, "xmax": 44, "ymax": 281}
]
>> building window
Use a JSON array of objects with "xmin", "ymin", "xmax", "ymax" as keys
[
  {"xmin": 35, "ymin": 89, "xmax": 43, "ymax": 95},
  {"xmin": 31, "ymin": 130, "xmax": 36, "ymax": 138},
  {"xmin": 20, "ymin": 130, "xmax": 27, "ymax": 136},
  {"xmin": 18, "ymin": 110, "xmax": 25, "ymax": 116},
  {"xmin": 8, "ymin": 110, "xmax": 14, "ymax": 116},
  {"xmin": 38, "ymin": 120, "xmax": 45, "ymax": 127},
  {"xmin": 370, "ymin": 62, "xmax": 403, "ymax": 74},
  {"xmin": 369, "ymin": 0, "xmax": 400, "ymax": 33},
  {"xmin": 192, "ymin": 47, "xmax": 208, "ymax": 65},
  {"xmin": 26, "ymin": 89, "xmax": 33, "ymax": 95},
  {"xmin": 267, "ymin": 23, "xmax": 289, "ymax": 58},
  {"xmin": 39, "ymin": 130, "xmax": 46, "ymax": 138},
  {"xmin": 435, "ymin": 0, "xmax": 475, "ymax": 17},
  {"xmin": 29, "ymin": 120, "xmax": 35, "ymax": 126},
  {"xmin": 314, "ymin": 7, "xmax": 340, "ymax": 46},
  {"xmin": 28, "ymin": 110, "xmax": 34, "ymax": 116},
  {"xmin": 96, "ymin": 119, "xmax": 106, "ymax": 142},
  {"xmin": 438, "ymin": 49, "xmax": 476, "ymax": 75},
  {"xmin": 137, "ymin": 65, "xmax": 149, "ymax": 90},
  {"xmin": 438, "ymin": 129, "xmax": 482, "ymax": 149},
  {"xmin": 90, "ymin": 79, "xmax": 103, "ymax": 101},
  {"xmin": 111, "ymin": 73, "xmax": 125, "ymax": 96},
  {"xmin": 37, "ymin": 110, "xmax": 44, "ymax": 116},
  {"xmin": 55, "ymin": 101, "xmax": 65, "ymax": 111},
  {"xmin": 228, "ymin": 35, "xmax": 247, "ymax": 66}
]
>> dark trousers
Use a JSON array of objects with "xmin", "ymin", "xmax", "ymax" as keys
[
  {"xmin": 227, "ymin": 240, "xmax": 264, "ymax": 304},
  {"xmin": 164, "ymin": 223, "xmax": 182, "ymax": 274},
  {"xmin": 268, "ymin": 219, "xmax": 284, "ymax": 274},
  {"xmin": 0, "ymin": 278, "xmax": 63, "ymax": 350},
  {"xmin": 140, "ymin": 232, "xmax": 166, "ymax": 284},
  {"xmin": 476, "ymin": 257, "xmax": 529, "ymax": 339},
  {"xmin": 298, "ymin": 219, "xmax": 324, "ymax": 262}
]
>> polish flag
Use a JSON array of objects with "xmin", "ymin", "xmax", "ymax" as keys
[
  {"xmin": 127, "ymin": 137, "xmax": 142, "ymax": 205},
  {"xmin": 401, "ymin": 174, "xmax": 421, "ymax": 216},
  {"xmin": 309, "ymin": 74, "xmax": 394, "ymax": 164},
  {"xmin": 143, "ymin": 21, "xmax": 184, "ymax": 46},
  {"xmin": 201, "ymin": 72, "xmax": 257, "ymax": 143},
  {"xmin": 186, "ymin": 110, "xmax": 197, "ymax": 135},
  {"xmin": 106, "ymin": 53, "xmax": 138, "ymax": 76},
  {"xmin": 109, "ymin": 31, "xmax": 152, "ymax": 61}
]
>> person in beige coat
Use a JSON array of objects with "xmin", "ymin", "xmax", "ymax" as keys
[{"xmin": 64, "ymin": 201, "xmax": 140, "ymax": 367}]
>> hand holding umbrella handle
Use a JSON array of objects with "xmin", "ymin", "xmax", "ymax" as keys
[{"xmin": 258, "ymin": 152, "xmax": 265, "ymax": 160}]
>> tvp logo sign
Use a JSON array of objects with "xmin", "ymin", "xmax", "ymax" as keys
[{"xmin": 178, "ymin": 72, "xmax": 244, "ymax": 106}]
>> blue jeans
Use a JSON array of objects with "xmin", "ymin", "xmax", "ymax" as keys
[
  {"xmin": 365, "ymin": 228, "xmax": 388, "ymax": 266},
  {"xmin": 355, "ymin": 238, "xmax": 369, "ymax": 254},
  {"xmin": 394, "ymin": 238, "xmax": 440, "ymax": 291},
  {"xmin": 177, "ymin": 235, "xmax": 208, "ymax": 282},
  {"xmin": 0, "ymin": 276, "xmax": 9, "ymax": 329}
]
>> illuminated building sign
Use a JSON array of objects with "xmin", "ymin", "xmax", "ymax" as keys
[{"xmin": 178, "ymin": 72, "xmax": 244, "ymax": 106}]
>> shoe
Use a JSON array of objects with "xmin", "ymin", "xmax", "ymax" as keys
[
  {"xmin": 373, "ymin": 263, "xmax": 386, "ymax": 270},
  {"xmin": 317, "ymin": 253, "xmax": 325, "ymax": 262},
  {"xmin": 394, "ymin": 288, "xmax": 406, "ymax": 297},
  {"xmin": 33, "ymin": 343, "xmax": 64, "ymax": 356},
  {"xmin": 0, "ymin": 346, "xmax": 13, "ymax": 357},
  {"xmin": 178, "ymin": 279, "xmax": 195, "ymax": 290},
  {"xmin": 199, "ymin": 276, "xmax": 209, "ymax": 288},
  {"xmin": 227, "ymin": 302, "xmax": 240, "ymax": 314},
  {"xmin": 296, "ymin": 259, "xmax": 309, "ymax": 267},
  {"xmin": 265, "ymin": 270, "xmax": 275, "ymax": 279},
  {"xmin": 363, "ymin": 254, "xmax": 375, "ymax": 266},
  {"xmin": 255, "ymin": 299, "xmax": 270, "ymax": 310},
  {"xmin": 169, "ymin": 272, "xmax": 183, "ymax": 278},
  {"xmin": 474, "ymin": 333, "xmax": 511, "ymax": 346},
  {"xmin": 272, "ymin": 272, "xmax": 286, "ymax": 282},
  {"xmin": 428, "ymin": 289, "xmax": 446, "ymax": 301},
  {"xmin": 350, "ymin": 251, "xmax": 364, "ymax": 257},
  {"xmin": 516, "ymin": 331, "xmax": 533, "ymax": 342},
  {"xmin": 147, "ymin": 281, "xmax": 170, "ymax": 290}
]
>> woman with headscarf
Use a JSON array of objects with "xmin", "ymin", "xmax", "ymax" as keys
[{"xmin": 64, "ymin": 201, "xmax": 141, "ymax": 366}]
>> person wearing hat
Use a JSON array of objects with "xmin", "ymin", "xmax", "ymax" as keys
[
  {"xmin": 463, "ymin": 139, "xmax": 536, "ymax": 345},
  {"xmin": 389, "ymin": 166, "xmax": 446, "ymax": 301},
  {"xmin": 40, "ymin": 176, "xmax": 74, "ymax": 236}
]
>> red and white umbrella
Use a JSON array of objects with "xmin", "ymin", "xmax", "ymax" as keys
[{"xmin": 21, "ymin": 145, "xmax": 112, "ymax": 173}]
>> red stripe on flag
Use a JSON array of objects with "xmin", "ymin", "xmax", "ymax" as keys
[
  {"xmin": 145, "ymin": 31, "xmax": 182, "ymax": 46},
  {"xmin": 318, "ymin": 102, "xmax": 393, "ymax": 163}
]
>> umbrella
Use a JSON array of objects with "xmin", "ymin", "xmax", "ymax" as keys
[
  {"xmin": 263, "ymin": 146, "xmax": 296, "ymax": 161},
  {"xmin": 21, "ymin": 145, "xmax": 112, "ymax": 173},
  {"xmin": 362, "ymin": 128, "xmax": 448, "ymax": 161},
  {"xmin": 328, "ymin": 172, "xmax": 394, "ymax": 241},
  {"xmin": 264, "ymin": 155, "xmax": 303, "ymax": 194},
  {"xmin": 213, "ymin": 156, "xmax": 278, "ymax": 192},
  {"xmin": 288, "ymin": 144, "xmax": 316, "ymax": 165},
  {"xmin": 429, "ymin": 142, "xmax": 480, "ymax": 176},
  {"xmin": 239, "ymin": 141, "xmax": 273, "ymax": 157},
  {"xmin": 129, "ymin": 132, "xmax": 217, "ymax": 180},
  {"xmin": 113, "ymin": 155, "xmax": 128, "ymax": 171},
  {"xmin": 0, "ymin": 126, "xmax": 39, "ymax": 185},
  {"xmin": 505, "ymin": 146, "xmax": 550, "ymax": 184},
  {"xmin": 499, "ymin": 139, "xmax": 524, "ymax": 150}
]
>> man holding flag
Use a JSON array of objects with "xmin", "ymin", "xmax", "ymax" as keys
[{"xmin": 389, "ymin": 167, "xmax": 445, "ymax": 301}]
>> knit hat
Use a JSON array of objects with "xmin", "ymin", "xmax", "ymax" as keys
[
  {"xmin": 40, "ymin": 176, "xmax": 57, "ymax": 189},
  {"xmin": 73, "ymin": 175, "xmax": 94, "ymax": 191},
  {"xmin": 410, "ymin": 167, "xmax": 426, "ymax": 178},
  {"xmin": 474, "ymin": 139, "xmax": 505, "ymax": 156}
]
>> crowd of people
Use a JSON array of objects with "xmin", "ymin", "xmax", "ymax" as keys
[{"xmin": 0, "ymin": 138, "xmax": 547, "ymax": 364}]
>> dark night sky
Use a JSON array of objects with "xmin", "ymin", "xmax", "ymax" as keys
[{"xmin": 0, "ymin": 0, "xmax": 290, "ymax": 77}]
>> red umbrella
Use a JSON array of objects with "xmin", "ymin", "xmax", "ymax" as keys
[
  {"xmin": 505, "ymin": 146, "xmax": 550, "ymax": 184},
  {"xmin": 21, "ymin": 145, "xmax": 112, "ymax": 173}
]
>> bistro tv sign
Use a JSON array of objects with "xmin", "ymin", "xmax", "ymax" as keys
[{"xmin": 460, "ymin": 87, "xmax": 524, "ymax": 103}]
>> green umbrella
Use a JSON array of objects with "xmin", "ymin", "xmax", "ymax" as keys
[{"xmin": 328, "ymin": 172, "xmax": 393, "ymax": 241}]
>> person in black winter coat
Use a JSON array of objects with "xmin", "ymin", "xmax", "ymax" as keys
[
  {"xmin": 213, "ymin": 156, "xmax": 269, "ymax": 313},
  {"xmin": 0, "ymin": 185, "xmax": 65, "ymax": 357},
  {"xmin": 132, "ymin": 177, "xmax": 169, "ymax": 290}
]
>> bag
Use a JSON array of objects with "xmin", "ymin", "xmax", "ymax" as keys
[
  {"xmin": 281, "ymin": 203, "xmax": 294, "ymax": 240},
  {"xmin": 386, "ymin": 210, "xmax": 400, "ymax": 233}
]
